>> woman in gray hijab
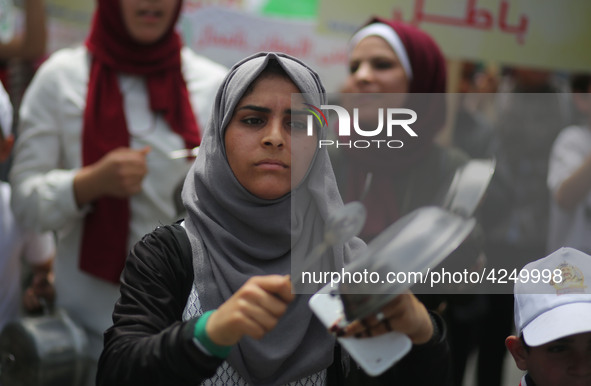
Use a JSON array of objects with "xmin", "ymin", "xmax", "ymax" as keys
[{"xmin": 97, "ymin": 52, "xmax": 450, "ymax": 386}]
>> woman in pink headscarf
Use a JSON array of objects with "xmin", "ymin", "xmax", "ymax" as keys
[
  {"xmin": 336, "ymin": 17, "xmax": 469, "ymax": 241},
  {"xmin": 335, "ymin": 17, "xmax": 486, "ymax": 386}
]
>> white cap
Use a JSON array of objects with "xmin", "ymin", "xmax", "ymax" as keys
[
  {"xmin": 0, "ymin": 81, "xmax": 12, "ymax": 139},
  {"xmin": 514, "ymin": 247, "xmax": 591, "ymax": 347}
]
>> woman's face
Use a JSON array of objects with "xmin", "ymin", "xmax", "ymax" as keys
[
  {"xmin": 120, "ymin": 0, "xmax": 179, "ymax": 44},
  {"xmin": 225, "ymin": 73, "xmax": 318, "ymax": 200},
  {"xmin": 347, "ymin": 36, "xmax": 410, "ymax": 94}
]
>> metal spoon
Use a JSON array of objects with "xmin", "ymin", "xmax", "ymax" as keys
[{"xmin": 169, "ymin": 147, "xmax": 199, "ymax": 159}]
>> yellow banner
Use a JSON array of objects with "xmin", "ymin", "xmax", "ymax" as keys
[{"xmin": 317, "ymin": 0, "xmax": 591, "ymax": 72}]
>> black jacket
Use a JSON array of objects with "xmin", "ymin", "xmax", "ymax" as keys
[{"xmin": 97, "ymin": 224, "xmax": 452, "ymax": 386}]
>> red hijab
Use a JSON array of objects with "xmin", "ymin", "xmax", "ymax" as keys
[
  {"xmin": 80, "ymin": 0, "xmax": 200, "ymax": 283},
  {"xmin": 342, "ymin": 17, "xmax": 447, "ymax": 240}
]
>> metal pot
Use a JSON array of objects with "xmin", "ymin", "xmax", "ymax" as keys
[{"xmin": 0, "ymin": 309, "xmax": 88, "ymax": 386}]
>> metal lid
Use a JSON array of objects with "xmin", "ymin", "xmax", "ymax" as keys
[{"xmin": 338, "ymin": 206, "xmax": 476, "ymax": 321}]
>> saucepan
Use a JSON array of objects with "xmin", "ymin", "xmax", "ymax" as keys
[{"xmin": 0, "ymin": 309, "xmax": 88, "ymax": 386}]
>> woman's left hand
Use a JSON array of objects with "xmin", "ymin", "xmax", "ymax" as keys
[
  {"xmin": 339, "ymin": 291, "xmax": 434, "ymax": 344},
  {"xmin": 23, "ymin": 269, "xmax": 55, "ymax": 313}
]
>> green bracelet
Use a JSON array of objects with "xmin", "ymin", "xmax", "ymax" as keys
[{"xmin": 193, "ymin": 310, "xmax": 233, "ymax": 358}]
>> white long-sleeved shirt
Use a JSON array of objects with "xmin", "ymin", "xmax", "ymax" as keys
[
  {"xmin": 547, "ymin": 125, "xmax": 591, "ymax": 254},
  {"xmin": 0, "ymin": 182, "xmax": 55, "ymax": 330},
  {"xmin": 9, "ymin": 45, "xmax": 226, "ymax": 357}
]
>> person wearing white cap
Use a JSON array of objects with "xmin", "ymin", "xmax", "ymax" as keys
[
  {"xmin": 505, "ymin": 247, "xmax": 591, "ymax": 386},
  {"xmin": 0, "ymin": 80, "xmax": 55, "ymax": 330}
]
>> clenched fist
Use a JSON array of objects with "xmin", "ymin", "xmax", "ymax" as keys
[
  {"xmin": 74, "ymin": 146, "xmax": 151, "ymax": 206},
  {"xmin": 206, "ymin": 275, "xmax": 294, "ymax": 346}
]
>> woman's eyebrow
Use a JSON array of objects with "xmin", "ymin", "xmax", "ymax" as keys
[
  {"xmin": 236, "ymin": 105, "xmax": 308, "ymax": 115},
  {"xmin": 236, "ymin": 105, "xmax": 271, "ymax": 113}
]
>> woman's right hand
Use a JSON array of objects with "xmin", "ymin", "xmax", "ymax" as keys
[{"xmin": 205, "ymin": 275, "xmax": 294, "ymax": 346}]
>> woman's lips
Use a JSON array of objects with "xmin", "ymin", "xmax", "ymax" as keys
[
  {"xmin": 255, "ymin": 159, "xmax": 288, "ymax": 170},
  {"xmin": 137, "ymin": 9, "xmax": 162, "ymax": 22}
]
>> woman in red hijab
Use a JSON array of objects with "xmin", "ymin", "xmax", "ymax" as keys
[
  {"xmin": 10, "ymin": 0, "xmax": 226, "ymax": 383},
  {"xmin": 336, "ymin": 17, "xmax": 468, "ymax": 241},
  {"xmin": 335, "ymin": 17, "xmax": 483, "ymax": 386}
]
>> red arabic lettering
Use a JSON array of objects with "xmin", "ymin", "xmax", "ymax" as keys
[
  {"xmin": 498, "ymin": 0, "xmax": 528, "ymax": 45},
  {"xmin": 257, "ymin": 37, "xmax": 312, "ymax": 58},
  {"xmin": 411, "ymin": 0, "xmax": 492, "ymax": 29},
  {"xmin": 406, "ymin": 0, "xmax": 528, "ymax": 44},
  {"xmin": 196, "ymin": 26, "xmax": 248, "ymax": 49},
  {"xmin": 317, "ymin": 50, "xmax": 348, "ymax": 66},
  {"xmin": 183, "ymin": 0, "xmax": 241, "ymax": 12}
]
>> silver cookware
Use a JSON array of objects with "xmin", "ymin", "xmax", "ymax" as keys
[
  {"xmin": 0, "ymin": 309, "xmax": 88, "ymax": 386},
  {"xmin": 337, "ymin": 159, "xmax": 495, "ymax": 322}
]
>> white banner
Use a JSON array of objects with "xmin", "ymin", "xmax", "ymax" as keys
[{"xmin": 180, "ymin": 7, "xmax": 349, "ymax": 92}]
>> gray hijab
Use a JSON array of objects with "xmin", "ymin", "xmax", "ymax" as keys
[{"xmin": 181, "ymin": 52, "xmax": 363, "ymax": 385}]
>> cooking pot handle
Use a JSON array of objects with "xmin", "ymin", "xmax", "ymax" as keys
[{"xmin": 0, "ymin": 352, "xmax": 15, "ymax": 376}]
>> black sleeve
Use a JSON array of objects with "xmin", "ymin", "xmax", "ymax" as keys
[
  {"xmin": 332, "ymin": 311, "xmax": 452, "ymax": 386},
  {"xmin": 375, "ymin": 311, "xmax": 452, "ymax": 386},
  {"xmin": 96, "ymin": 224, "xmax": 224, "ymax": 386}
]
